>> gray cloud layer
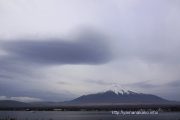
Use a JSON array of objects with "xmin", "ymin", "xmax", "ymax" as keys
[
  {"xmin": 1, "ymin": 31, "xmax": 112, "ymax": 65},
  {"xmin": 0, "ymin": 30, "xmax": 113, "ymax": 101},
  {"xmin": 1, "ymin": 0, "xmax": 180, "ymax": 101}
]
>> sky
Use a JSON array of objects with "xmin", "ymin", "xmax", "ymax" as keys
[{"xmin": 0, "ymin": 0, "xmax": 180, "ymax": 102}]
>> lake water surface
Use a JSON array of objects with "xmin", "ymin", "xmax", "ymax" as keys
[{"xmin": 0, "ymin": 111, "xmax": 180, "ymax": 120}]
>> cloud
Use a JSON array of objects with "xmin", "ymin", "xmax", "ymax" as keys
[
  {"xmin": 0, "ymin": 29, "xmax": 113, "ymax": 101},
  {"xmin": 127, "ymin": 81, "xmax": 158, "ymax": 89},
  {"xmin": 0, "ymin": 69, "xmax": 76, "ymax": 102},
  {"xmin": 0, "ymin": 96, "xmax": 7, "ymax": 100},
  {"xmin": 167, "ymin": 80, "xmax": 180, "ymax": 88},
  {"xmin": 0, "ymin": 96, "xmax": 42, "ymax": 103},
  {"xmin": 0, "ymin": 74, "xmax": 12, "ymax": 79},
  {"xmin": 1, "ymin": 0, "xmax": 180, "ymax": 101},
  {"xmin": 130, "ymin": 80, "xmax": 180, "ymax": 88},
  {"xmin": 85, "ymin": 79, "xmax": 116, "ymax": 86},
  {"xmin": 85, "ymin": 79, "xmax": 158, "ymax": 89},
  {"xmin": 57, "ymin": 81, "xmax": 70, "ymax": 85},
  {"xmin": 1, "ymin": 30, "xmax": 113, "ymax": 65}
]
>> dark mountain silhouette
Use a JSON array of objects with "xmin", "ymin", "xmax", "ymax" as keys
[
  {"xmin": 67, "ymin": 90, "xmax": 169, "ymax": 105},
  {"xmin": 0, "ymin": 100, "xmax": 30, "ymax": 108}
]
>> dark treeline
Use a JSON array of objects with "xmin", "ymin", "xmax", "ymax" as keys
[{"xmin": 1, "ymin": 104, "xmax": 180, "ymax": 111}]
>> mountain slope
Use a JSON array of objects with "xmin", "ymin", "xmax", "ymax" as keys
[
  {"xmin": 68, "ymin": 90, "xmax": 169, "ymax": 105},
  {"xmin": 0, "ymin": 100, "xmax": 30, "ymax": 108}
]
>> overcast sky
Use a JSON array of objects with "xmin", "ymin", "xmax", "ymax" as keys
[{"xmin": 0, "ymin": 0, "xmax": 180, "ymax": 102}]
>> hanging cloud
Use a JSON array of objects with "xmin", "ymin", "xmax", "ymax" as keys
[
  {"xmin": 1, "ymin": 30, "xmax": 113, "ymax": 65},
  {"xmin": 0, "ymin": 96, "xmax": 42, "ymax": 103}
]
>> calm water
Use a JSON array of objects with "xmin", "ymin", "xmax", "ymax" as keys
[{"xmin": 0, "ymin": 111, "xmax": 180, "ymax": 120}]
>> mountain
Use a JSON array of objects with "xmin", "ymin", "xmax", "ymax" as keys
[
  {"xmin": 0, "ymin": 90, "xmax": 173, "ymax": 108},
  {"xmin": 0, "ymin": 100, "xmax": 31, "ymax": 108},
  {"xmin": 67, "ymin": 90, "xmax": 169, "ymax": 105}
]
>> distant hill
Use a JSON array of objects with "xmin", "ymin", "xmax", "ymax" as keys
[
  {"xmin": 0, "ymin": 100, "xmax": 30, "ymax": 108},
  {"xmin": 67, "ymin": 90, "xmax": 169, "ymax": 105}
]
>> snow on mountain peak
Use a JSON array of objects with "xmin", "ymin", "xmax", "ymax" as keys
[
  {"xmin": 109, "ymin": 85, "xmax": 138, "ymax": 95},
  {"xmin": 112, "ymin": 88, "xmax": 119, "ymax": 95},
  {"xmin": 118, "ymin": 89, "xmax": 130, "ymax": 95},
  {"xmin": 111, "ymin": 89, "xmax": 137, "ymax": 95}
]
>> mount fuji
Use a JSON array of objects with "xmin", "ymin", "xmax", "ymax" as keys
[{"xmin": 67, "ymin": 89, "xmax": 169, "ymax": 105}]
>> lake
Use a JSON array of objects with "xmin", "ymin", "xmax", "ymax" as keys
[{"xmin": 0, "ymin": 111, "xmax": 180, "ymax": 120}]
